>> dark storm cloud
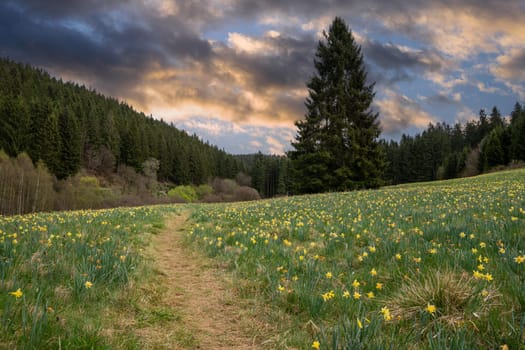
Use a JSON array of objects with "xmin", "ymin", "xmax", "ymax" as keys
[
  {"xmin": 363, "ymin": 40, "xmax": 446, "ymax": 73},
  {"xmin": 222, "ymin": 33, "xmax": 316, "ymax": 91},
  {"xmin": 0, "ymin": 0, "xmax": 212, "ymax": 99}
]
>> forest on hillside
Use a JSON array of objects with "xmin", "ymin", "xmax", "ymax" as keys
[
  {"xmin": 0, "ymin": 58, "xmax": 253, "ymax": 215},
  {"xmin": 0, "ymin": 58, "xmax": 243, "ymax": 183}
]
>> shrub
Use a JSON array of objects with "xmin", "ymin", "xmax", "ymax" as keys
[
  {"xmin": 168, "ymin": 185, "xmax": 198, "ymax": 202},
  {"xmin": 232, "ymin": 186, "xmax": 261, "ymax": 202},
  {"xmin": 195, "ymin": 184, "xmax": 213, "ymax": 199},
  {"xmin": 212, "ymin": 178, "xmax": 238, "ymax": 195}
]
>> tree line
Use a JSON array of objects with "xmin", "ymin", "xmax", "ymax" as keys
[
  {"xmin": 243, "ymin": 103, "xmax": 525, "ymax": 197},
  {"xmin": 382, "ymin": 104, "xmax": 525, "ymax": 184},
  {"xmin": 0, "ymin": 58, "xmax": 244, "ymax": 185}
]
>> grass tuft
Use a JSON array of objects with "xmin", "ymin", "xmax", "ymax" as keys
[{"xmin": 386, "ymin": 269, "xmax": 500, "ymax": 332}]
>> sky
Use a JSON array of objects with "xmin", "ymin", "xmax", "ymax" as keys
[{"xmin": 1, "ymin": 1, "xmax": 525, "ymax": 155}]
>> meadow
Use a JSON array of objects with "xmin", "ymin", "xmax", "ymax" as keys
[
  {"xmin": 189, "ymin": 169, "xmax": 525, "ymax": 349},
  {"xmin": 0, "ymin": 204, "xmax": 178, "ymax": 348},
  {"xmin": 1, "ymin": 169, "xmax": 524, "ymax": 349}
]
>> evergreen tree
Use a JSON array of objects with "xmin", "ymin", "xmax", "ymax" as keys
[
  {"xmin": 480, "ymin": 128, "xmax": 504, "ymax": 171},
  {"xmin": 57, "ymin": 107, "xmax": 81, "ymax": 179},
  {"xmin": 289, "ymin": 17, "xmax": 384, "ymax": 193},
  {"xmin": 489, "ymin": 106, "xmax": 504, "ymax": 130}
]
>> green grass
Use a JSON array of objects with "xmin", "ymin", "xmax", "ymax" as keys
[
  {"xmin": 0, "ymin": 205, "xmax": 178, "ymax": 349},
  {"xmin": 187, "ymin": 169, "xmax": 525, "ymax": 349}
]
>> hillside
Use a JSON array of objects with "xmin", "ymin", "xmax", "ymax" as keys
[{"xmin": 0, "ymin": 58, "xmax": 243, "ymax": 183}]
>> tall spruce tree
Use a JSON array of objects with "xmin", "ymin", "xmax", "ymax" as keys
[{"xmin": 289, "ymin": 17, "xmax": 384, "ymax": 193}]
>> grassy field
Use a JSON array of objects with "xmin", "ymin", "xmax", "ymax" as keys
[
  {"xmin": 189, "ymin": 169, "xmax": 525, "ymax": 349},
  {"xmin": 1, "ymin": 169, "xmax": 524, "ymax": 349},
  {"xmin": 0, "ymin": 204, "xmax": 179, "ymax": 349}
]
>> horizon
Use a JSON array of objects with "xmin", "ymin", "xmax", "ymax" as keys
[{"xmin": 1, "ymin": 1, "xmax": 524, "ymax": 155}]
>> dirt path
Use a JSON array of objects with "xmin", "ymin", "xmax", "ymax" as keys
[{"xmin": 150, "ymin": 211, "xmax": 259, "ymax": 349}]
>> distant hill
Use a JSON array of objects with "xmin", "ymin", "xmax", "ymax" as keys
[{"xmin": 0, "ymin": 58, "xmax": 243, "ymax": 183}]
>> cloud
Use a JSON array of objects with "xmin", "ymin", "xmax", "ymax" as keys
[
  {"xmin": 1, "ymin": 0, "xmax": 524, "ymax": 151},
  {"xmin": 420, "ymin": 92, "xmax": 462, "ymax": 106},
  {"xmin": 176, "ymin": 117, "xmax": 294, "ymax": 154},
  {"xmin": 476, "ymin": 82, "xmax": 506, "ymax": 95},
  {"xmin": 363, "ymin": 40, "xmax": 448, "ymax": 73},
  {"xmin": 375, "ymin": 89, "xmax": 436, "ymax": 136},
  {"xmin": 490, "ymin": 48, "xmax": 525, "ymax": 98}
]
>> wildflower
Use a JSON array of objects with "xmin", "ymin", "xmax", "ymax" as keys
[
  {"xmin": 85, "ymin": 281, "xmax": 93, "ymax": 289},
  {"xmin": 395, "ymin": 253, "xmax": 402, "ymax": 260},
  {"xmin": 514, "ymin": 255, "xmax": 525, "ymax": 264},
  {"xmin": 479, "ymin": 242, "xmax": 486, "ymax": 248},
  {"xmin": 120, "ymin": 255, "xmax": 126, "ymax": 262},
  {"xmin": 426, "ymin": 303, "xmax": 437, "ymax": 314},
  {"xmin": 321, "ymin": 290, "xmax": 335, "ymax": 301},
  {"xmin": 428, "ymin": 248, "xmax": 437, "ymax": 254},
  {"xmin": 471, "ymin": 248, "xmax": 478, "ymax": 254},
  {"xmin": 9, "ymin": 288, "xmax": 23, "ymax": 298},
  {"xmin": 367, "ymin": 291, "xmax": 375, "ymax": 299},
  {"xmin": 342, "ymin": 290, "xmax": 350, "ymax": 298},
  {"xmin": 370, "ymin": 268, "xmax": 377, "ymax": 276},
  {"xmin": 484, "ymin": 273, "xmax": 493, "ymax": 282},
  {"xmin": 368, "ymin": 246, "xmax": 376, "ymax": 253},
  {"xmin": 477, "ymin": 264, "xmax": 485, "ymax": 271},
  {"xmin": 278, "ymin": 285, "xmax": 285, "ymax": 292},
  {"xmin": 459, "ymin": 232, "xmax": 466, "ymax": 238},
  {"xmin": 353, "ymin": 291, "xmax": 361, "ymax": 299},
  {"xmin": 498, "ymin": 247, "xmax": 505, "ymax": 254},
  {"xmin": 380, "ymin": 306, "xmax": 392, "ymax": 321},
  {"xmin": 357, "ymin": 318, "xmax": 363, "ymax": 329},
  {"xmin": 473, "ymin": 270, "xmax": 483, "ymax": 279},
  {"xmin": 325, "ymin": 272, "xmax": 332, "ymax": 279},
  {"xmin": 481, "ymin": 289, "xmax": 489, "ymax": 297},
  {"xmin": 500, "ymin": 344, "xmax": 509, "ymax": 350},
  {"xmin": 312, "ymin": 340, "xmax": 320, "ymax": 349},
  {"xmin": 376, "ymin": 282, "xmax": 383, "ymax": 290}
]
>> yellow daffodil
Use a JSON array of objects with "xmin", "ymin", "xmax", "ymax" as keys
[
  {"xmin": 9, "ymin": 288, "xmax": 23, "ymax": 298},
  {"xmin": 380, "ymin": 306, "xmax": 392, "ymax": 321},
  {"xmin": 426, "ymin": 303, "xmax": 437, "ymax": 314},
  {"xmin": 514, "ymin": 255, "xmax": 525, "ymax": 264},
  {"xmin": 357, "ymin": 318, "xmax": 363, "ymax": 329}
]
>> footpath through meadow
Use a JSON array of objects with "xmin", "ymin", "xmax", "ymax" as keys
[{"xmin": 149, "ymin": 212, "xmax": 260, "ymax": 349}]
